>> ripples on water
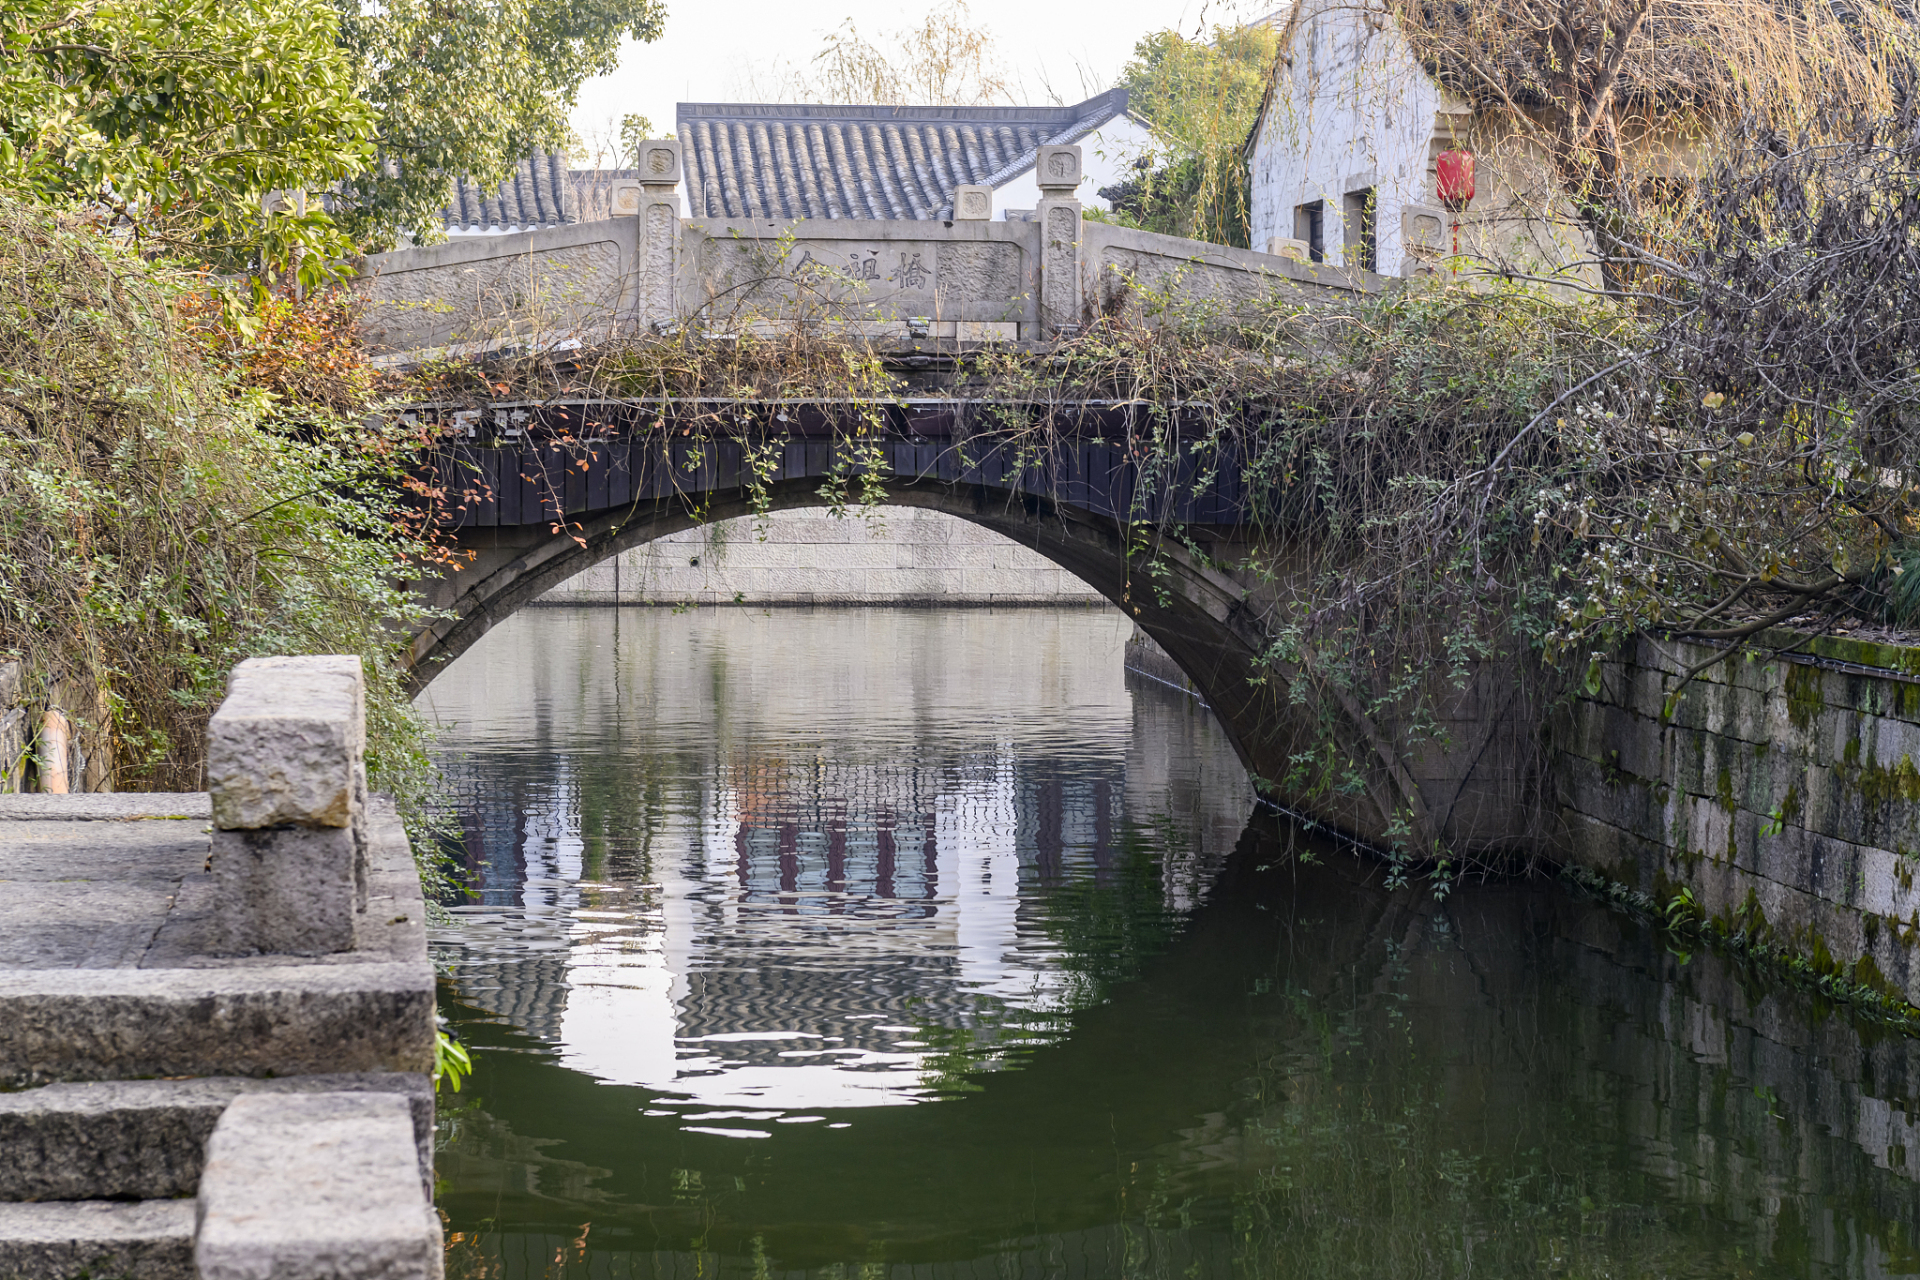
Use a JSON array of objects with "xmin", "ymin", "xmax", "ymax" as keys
[{"xmin": 422, "ymin": 605, "xmax": 1920, "ymax": 1279}]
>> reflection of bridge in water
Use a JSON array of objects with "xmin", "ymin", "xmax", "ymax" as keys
[
  {"xmin": 427, "ymin": 610, "xmax": 1920, "ymax": 1279},
  {"xmin": 429, "ymin": 610, "xmax": 1248, "ymax": 1109},
  {"xmin": 439, "ymin": 844, "xmax": 1920, "ymax": 1280},
  {"xmin": 435, "ymin": 744, "xmax": 1198, "ymax": 1088}
]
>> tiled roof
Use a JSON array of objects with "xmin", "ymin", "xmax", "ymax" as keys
[
  {"xmin": 677, "ymin": 89, "xmax": 1132, "ymax": 221},
  {"xmin": 443, "ymin": 151, "xmax": 580, "ymax": 232}
]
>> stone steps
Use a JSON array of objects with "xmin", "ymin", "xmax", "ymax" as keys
[
  {"xmin": 0, "ymin": 1073, "xmax": 434, "ymax": 1203},
  {"xmin": 0, "ymin": 660, "xmax": 443, "ymax": 1279},
  {"xmin": 197, "ymin": 1093, "xmax": 443, "ymax": 1280},
  {"xmin": 0, "ymin": 1200, "xmax": 196, "ymax": 1280}
]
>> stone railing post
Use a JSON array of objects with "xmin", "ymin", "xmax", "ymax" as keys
[
  {"xmin": 1034, "ymin": 144, "xmax": 1084, "ymax": 337},
  {"xmin": 613, "ymin": 140, "xmax": 684, "ymax": 331},
  {"xmin": 206, "ymin": 655, "xmax": 368, "ymax": 955},
  {"xmin": 954, "ymin": 184, "xmax": 993, "ymax": 221}
]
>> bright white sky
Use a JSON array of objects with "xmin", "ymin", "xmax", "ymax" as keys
[{"xmin": 568, "ymin": 0, "xmax": 1277, "ymax": 157}]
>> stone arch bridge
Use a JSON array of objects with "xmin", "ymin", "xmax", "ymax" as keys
[
  {"xmin": 366, "ymin": 140, "xmax": 1528, "ymax": 861},
  {"xmin": 405, "ymin": 396, "xmax": 1532, "ymax": 861}
]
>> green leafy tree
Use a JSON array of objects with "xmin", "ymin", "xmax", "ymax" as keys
[
  {"xmin": 0, "ymin": 0, "xmax": 376, "ymax": 278},
  {"xmin": 1105, "ymin": 23, "xmax": 1279, "ymax": 246},
  {"xmin": 331, "ymin": 0, "xmax": 667, "ymax": 248}
]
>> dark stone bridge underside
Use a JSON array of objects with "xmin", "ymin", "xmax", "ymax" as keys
[{"xmin": 409, "ymin": 401, "xmax": 1536, "ymax": 856}]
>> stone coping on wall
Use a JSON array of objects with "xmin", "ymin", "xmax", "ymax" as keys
[{"xmin": 529, "ymin": 594, "xmax": 1115, "ymax": 607}]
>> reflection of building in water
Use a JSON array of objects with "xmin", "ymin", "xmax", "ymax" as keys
[
  {"xmin": 444, "ymin": 952, "xmax": 573, "ymax": 1045},
  {"xmin": 441, "ymin": 756, "xmax": 585, "ymax": 907},
  {"xmin": 433, "ymin": 741, "xmax": 1202, "ymax": 1086}
]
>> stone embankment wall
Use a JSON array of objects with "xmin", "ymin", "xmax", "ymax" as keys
[
  {"xmin": 1555, "ymin": 630, "xmax": 1920, "ymax": 1005},
  {"xmin": 537, "ymin": 507, "xmax": 1106, "ymax": 606}
]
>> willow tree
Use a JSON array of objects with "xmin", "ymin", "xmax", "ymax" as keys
[{"xmin": 1107, "ymin": 22, "xmax": 1281, "ymax": 247}]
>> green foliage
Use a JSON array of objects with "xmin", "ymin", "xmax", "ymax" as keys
[
  {"xmin": 434, "ymin": 1025, "xmax": 472, "ymax": 1093},
  {"xmin": 1885, "ymin": 544, "xmax": 1920, "ymax": 626},
  {"xmin": 616, "ymin": 114, "xmax": 657, "ymax": 167},
  {"xmin": 1105, "ymin": 23, "xmax": 1280, "ymax": 246},
  {"xmin": 330, "ymin": 0, "xmax": 665, "ymax": 248},
  {"xmin": 0, "ymin": 0, "xmax": 375, "ymax": 277},
  {"xmin": 0, "ymin": 196, "xmax": 450, "ymax": 885}
]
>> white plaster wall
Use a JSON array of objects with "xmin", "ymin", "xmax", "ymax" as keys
[
  {"xmin": 1249, "ymin": 0, "xmax": 1447, "ymax": 277},
  {"xmin": 539, "ymin": 506, "xmax": 1109, "ymax": 605},
  {"xmin": 993, "ymin": 117, "xmax": 1163, "ymax": 216}
]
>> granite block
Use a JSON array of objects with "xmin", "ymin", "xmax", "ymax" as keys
[
  {"xmin": 0, "ymin": 1072, "xmax": 432, "ymax": 1202},
  {"xmin": 210, "ymin": 826, "xmax": 359, "ymax": 956},
  {"xmin": 0, "ymin": 1200, "xmax": 193, "ymax": 1280},
  {"xmin": 207, "ymin": 656, "xmax": 363, "ymax": 831},
  {"xmin": 196, "ymin": 1093, "xmax": 442, "ymax": 1280}
]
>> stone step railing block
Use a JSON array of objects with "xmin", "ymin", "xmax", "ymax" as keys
[
  {"xmin": 0, "ymin": 1072, "xmax": 433, "ymax": 1203},
  {"xmin": 207, "ymin": 656, "xmax": 364, "ymax": 831},
  {"xmin": 206, "ymin": 656, "xmax": 368, "ymax": 955},
  {"xmin": 196, "ymin": 1093, "xmax": 441, "ymax": 1280}
]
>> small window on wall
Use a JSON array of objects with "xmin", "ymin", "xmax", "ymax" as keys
[
  {"xmin": 1293, "ymin": 201, "xmax": 1325, "ymax": 263},
  {"xmin": 1343, "ymin": 188, "xmax": 1377, "ymax": 273}
]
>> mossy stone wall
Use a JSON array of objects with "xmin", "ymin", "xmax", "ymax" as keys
[{"xmin": 1556, "ymin": 631, "xmax": 1920, "ymax": 1005}]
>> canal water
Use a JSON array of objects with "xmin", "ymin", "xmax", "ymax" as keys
[{"xmin": 422, "ymin": 605, "xmax": 1920, "ymax": 1280}]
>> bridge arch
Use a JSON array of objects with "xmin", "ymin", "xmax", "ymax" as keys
[
  {"xmin": 410, "ymin": 476, "xmax": 1290, "ymax": 792},
  {"xmin": 405, "ymin": 412, "xmax": 1540, "ymax": 861}
]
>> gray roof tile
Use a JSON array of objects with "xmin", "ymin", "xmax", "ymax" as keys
[
  {"xmin": 677, "ymin": 90, "xmax": 1130, "ymax": 220},
  {"xmin": 443, "ymin": 151, "xmax": 580, "ymax": 231}
]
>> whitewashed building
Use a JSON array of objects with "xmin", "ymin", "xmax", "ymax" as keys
[{"xmin": 1245, "ymin": 0, "xmax": 1606, "ymax": 285}]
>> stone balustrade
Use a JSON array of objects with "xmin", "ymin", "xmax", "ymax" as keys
[{"xmin": 355, "ymin": 142, "xmax": 1378, "ymax": 359}]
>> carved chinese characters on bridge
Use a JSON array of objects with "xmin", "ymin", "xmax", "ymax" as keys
[
  {"xmin": 694, "ymin": 234, "xmax": 1027, "ymax": 324},
  {"xmin": 790, "ymin": 245, "xmax": 938, "ymax": 296}
]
